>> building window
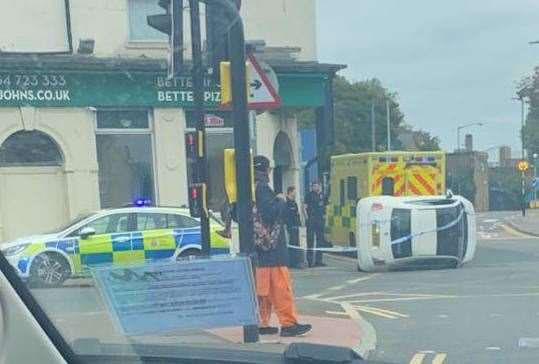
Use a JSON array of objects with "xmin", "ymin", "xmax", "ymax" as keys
[
  {"xmin": 128, "ymin": 0, "xmax": 168, "ymax": 42},
  {"xmin": 0, "ymin": 130, "xmax": 63, "ymax": 167},
  {"xmin": 96, "ymin": 110, "xmax": 155, "ymax": 209}
]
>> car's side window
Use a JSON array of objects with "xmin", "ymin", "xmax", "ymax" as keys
[
  {"xmin": 167, "ymin": 214, "xmax": 198, "ymax": 229},
  {"xmin": 136, "ymin": 213, "xmax": 167, "ymax": 231},
  {"xmin": 79, "ymin": 214, "xmax": 131, "ymax": 235}
]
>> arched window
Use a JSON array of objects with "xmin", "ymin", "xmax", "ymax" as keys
[{"xmin": 0, "ymin": 130, "xmax": 63, "ymax": 167}]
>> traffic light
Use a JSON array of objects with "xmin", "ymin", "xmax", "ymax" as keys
[
  {"xmin": 223, "ymin": 148, "xmax": 255, "ymax": 204},
  {"xmin": 188, "ymin": 184, "xmax": 207, "ymax": 218},
  {"xmin": 185, "ymin": 131, "xmax": 199, "ymax": 159},
  {"xmin": 147, "ymin": 0, "xmax": 183, "ymax": 79},
  {"xmin": 185, "ymin": 131, "xmax": 201, "ymax": 184},
  {"xmin": 205, "ymin": 0, "xmax": 241, "ymax": 82}
]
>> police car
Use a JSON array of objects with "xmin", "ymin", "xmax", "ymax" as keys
[
  {"xmin": 1, "ymin": 207, "xmax": 230, "ymax": 287},
  {"xmin": 356, "ymin": 194, "xmax": 476, "ymax": 272}
]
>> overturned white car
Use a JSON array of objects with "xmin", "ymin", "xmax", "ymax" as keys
[{"xmin": 356, "ymin": 194, "xmax": 476, "ymax": 272}]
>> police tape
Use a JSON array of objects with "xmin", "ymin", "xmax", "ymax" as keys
[
  {"xmin": 286, "ymin": 244, "xmax": 358, "ymax": 253},
  {"xmin": 389, "ymin": 208, "xmax": 465, "ymax": 246},
  {"xmin": 286, "ymin": 208, "xmax": 467, "ymax": 252}
]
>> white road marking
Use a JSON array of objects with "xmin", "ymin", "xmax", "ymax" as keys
[
  {"xmin": 328, "ymin": 285, "xmax": 346, "ymax": 291},
  {"xmin": 349, "ymin": 295, "xmax": 455, "ymax": 304},
  {"xmin": 325, "ymin": 310, "xmax": 349, "ymax": 316},
  {"xmin": 340, "ymin": 302, "xmax": 377, "ymax": 358},
  {"xmin": 485, "ymin": 346, "xmax": 501, "ymax": 351},
  {"xmin": 346, "ymin": 274, "xmax": 380, "ymax": 284},
  {"xmin": 437, "ymin": 314, "xmax": 449, "ymax": 318}
]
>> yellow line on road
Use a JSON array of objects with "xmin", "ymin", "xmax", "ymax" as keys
[
  {"xmin": 353, "ymin": 305, "xmax": 398, "ymax": 319},
  {"xmin": 432, "ymin": 353, "xmax": 447, "ymax": 364},
  {"xmin": 499, "ymin": 223, "xmax": 536, "ymax": 239},
  {"xmin": 409, "ymin": 353, "xmax": 426, "ymax": 364}
]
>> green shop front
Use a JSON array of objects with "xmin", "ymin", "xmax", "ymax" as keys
[{"xmin": 0, "ymin": 55, "xmax": 342, "ymax": 241}]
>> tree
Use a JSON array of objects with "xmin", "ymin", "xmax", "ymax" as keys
[
  {"xmin": 298, "ymin": 76, "xmax": 439, "ymax": 154},
  {"xmin": 519, "ymin": 72, "xmax": 539, "ymax": 157}
]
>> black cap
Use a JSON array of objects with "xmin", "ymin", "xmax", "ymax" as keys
[{"xmin": 254, "ymin": 155, "xmax": 270, "ymax": 172}]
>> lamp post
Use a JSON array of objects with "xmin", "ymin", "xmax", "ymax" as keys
[{"xmin": 456, "ymin": 122, "xmax": 484, "ymax": 152}]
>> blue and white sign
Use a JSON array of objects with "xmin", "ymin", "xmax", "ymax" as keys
[
  {"xmin": 532, "ymin": 178, "xmax": 539, "ymax": 189},
  {"xmin": 92, "ymin": 256, "xmax": 258, "ymax": 336}
]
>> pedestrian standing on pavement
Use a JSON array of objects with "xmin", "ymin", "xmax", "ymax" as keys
[
  {"xmin": 304, "ymin": 181, "xmax": 326, "ymax": 267},
  {"xmin": 253, "ymin": 155, "xmax": 312, "ymax": 337},
  {"xmin": 286, "ymin": 186, "xmax": 305, "ymax": 269}
]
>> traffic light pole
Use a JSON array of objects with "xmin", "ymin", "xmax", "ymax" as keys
[
  {"xmin": 204, "ymin": 0, "xmax": 258, "ymax": 343},
  {"xmin": 228, "ymin": 4, "xmax": 259, "ymax": 345},
  {"xmin": 189, "ymin": 0, "xmax": 211, "ymax": 255}
]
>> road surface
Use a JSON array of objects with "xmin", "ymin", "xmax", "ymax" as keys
[{"xmin": 29, "ymin": 210, "xmax": 539, "ymax": 363}]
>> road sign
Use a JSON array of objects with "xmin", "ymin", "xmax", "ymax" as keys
[
  {"xmin": 219, "ymin": 54, "xmax": 281, "ymax": 110},
  {"xmin": 518, "ymin": 160, "xmax": 530, "ymax": 172},
  {"xmin": 246, "ymin": 53, "xmax": 281, "ymax": 109},
  {"xmin": 532, "ymin": 178, "xmax": 539, "ymax": 189}
]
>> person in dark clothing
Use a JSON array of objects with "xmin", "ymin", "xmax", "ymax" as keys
[
  {"xmin": 286, "ymin": 186, "xmax": 305, "ymax": 269},
  {"xmin": 304, "ymin": 181, "xmax": 326, "ymax": 267},
  {"xmin": 253, "ymin": 155, "xmax": 312, "ymax": 337}
]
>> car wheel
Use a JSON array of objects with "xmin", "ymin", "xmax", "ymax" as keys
[
  {"xmin": 178, "ymin": 248, "xmax": 202, "ymax": 259},
  {"xmin": 29, "ymin": 252, "xmax": 70, "ymax": 288}
]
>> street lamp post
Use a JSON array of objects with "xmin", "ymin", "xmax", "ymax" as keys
[{"xmin": 456, "ymin": 122, "xmax": 484, "ymax": 152}]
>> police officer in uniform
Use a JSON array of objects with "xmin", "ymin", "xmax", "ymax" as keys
[
  {"xmin": 304, "ymin": 181, "xmax": 326, "ymax": 267},
  {"xmin": 285, "ymin": 186, "xmax": 304, "ymax": 269}
]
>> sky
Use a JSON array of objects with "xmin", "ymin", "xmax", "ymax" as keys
[{"xmin": 317, "ymin": 0, "xmax": 539, "ymax": 159}]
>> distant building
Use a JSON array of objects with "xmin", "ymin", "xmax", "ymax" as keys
[{"xmin": 447, "ymin": 148, "xmax": 489, "ymax": 211}]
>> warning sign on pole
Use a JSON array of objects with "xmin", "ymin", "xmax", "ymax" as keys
[
  {"xmin": 246, "ymin": 53, "xmax": 281, "ymax": 110},
  {"xmin": 219, "ymin": 53, "xmax": 281, "ymax": 110}
]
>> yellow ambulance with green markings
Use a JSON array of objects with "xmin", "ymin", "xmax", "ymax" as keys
[{"xmin": 326, "ymin": 151, "xmax": 446, "ymax": 247}]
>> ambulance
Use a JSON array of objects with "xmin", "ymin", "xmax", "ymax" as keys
[{"xmin": 326, "ymin": 151, "xmax": 446, "ymax": 247}]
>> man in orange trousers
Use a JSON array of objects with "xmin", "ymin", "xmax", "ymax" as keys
[{"xmin": 253, "ymin": 155, "xmax": 312, "ymax": 337}]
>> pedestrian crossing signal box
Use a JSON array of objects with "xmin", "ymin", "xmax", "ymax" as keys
[{"xmin": 224, "ymin": 149, "xmax": 255, "ymax": 204}]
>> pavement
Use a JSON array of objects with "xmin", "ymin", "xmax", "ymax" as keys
[{"xmin": 503, "ymin": 209, "xmax": 539, "ymax": 237}]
